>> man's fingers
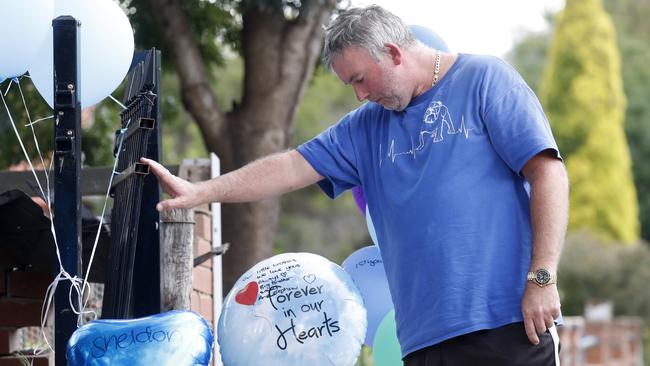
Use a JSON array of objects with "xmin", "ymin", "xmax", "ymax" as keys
[
  {"xmin": 140, "ymin": 157, "xmax": 169, "ymax": 177},
  {"xmin": 551, "ymin": 304, "xmax": 561, "ymax": 319},
  {"xmin": 533, "ymin": 316, "xmax": 547, "ymax": 336},
  {"xmin": 156, "ymin": 197, "xmax": 182, "ymax": 212},
  {"xmin": 545, "ymin": 316, "xmax": 555, "ymax": 330},
  {"xmin": 141, "ymin": 157, "xmax": 178, "ymax": 196},
  {"xmin": 141, "ymin": 157, "xmax": 200, "ymax": 210},
  {"xmin": 524, "ymin": 318, "xmax": 539, "ymax": 345}
]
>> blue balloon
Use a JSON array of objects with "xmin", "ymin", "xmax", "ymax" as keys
[
  {"xmin": 342, "ymin": 246, "xmax": 394, "ymax": 347},
  {"xmin": 67, "ymin": 310, "xmax": 213, "ymax": 366},
  {"xmin": 409, "ymin": 24, "xmax": 450, "ymax": 52},
  {"xmin": 218, "ymin": 252, "xmax": 366, "ymax": 366},
  {"xmin": 372, "ymin": 309, "xmax": 403, "ymax": 366},
  {"xmin": 365, "ymin": 206, "xmax": 378, "ymax": 246}
]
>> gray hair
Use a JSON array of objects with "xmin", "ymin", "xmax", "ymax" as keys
[{"xmin": 323, "ymin": 5, "xmax": 417, "ymax": 70}]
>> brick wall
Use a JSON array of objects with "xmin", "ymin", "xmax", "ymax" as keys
[
  {"xmin": 0, "ymin": 269, "xmax": 54, "ymax": 365},
  {"xmin": 191, "ymin": 206, "xmax": 214, "ymax": 327},
  {"xmin": 557, "ymin": 316, "xmax": 643, "ymax": 366}
]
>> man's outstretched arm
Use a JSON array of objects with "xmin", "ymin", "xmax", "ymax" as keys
[{"xmin": 141, "ymin": 150, "xmax": 324, "ymax": 211}]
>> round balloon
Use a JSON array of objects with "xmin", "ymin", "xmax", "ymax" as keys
[
  {"xmin": 0, "ymin": 0, "xmax": 54, "ymax": 80},
  {"xmin": 218, "ymin": 252, "xmax": 366, "ymax": 366},
  {"xmin": 28, "ymin": 0, "xmax": 134, "ymax": 108},
  {"xmin": 342, "ymin": 245, "xmax": 393, "ymax": 347},
  {"xmin": 409, "ymin": 24, "xmax": 450, "ymax": 52},
  {"xmin": 366, "ymin": 206, "xmax": 378, "ymax": 246},
  {"xmin": 372, "ymin": 309, "xmax": 403, "ymax": 366},
  {"xmin": 67, "ymin": 310, "xmax": 213, "ymax": 366}
]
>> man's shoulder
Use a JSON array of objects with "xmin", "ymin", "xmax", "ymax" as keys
[{"xmin": 457, "ymin": 53, "xmax": 525, "ymax": 90}]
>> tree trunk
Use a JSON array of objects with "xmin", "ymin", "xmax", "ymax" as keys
[{"xmin": 147, "ymin": 0, "xmax": 338, "ymax": 292}]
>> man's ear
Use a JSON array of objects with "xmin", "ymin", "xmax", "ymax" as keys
[{"xmin": 384, "ymin": 42, "xmax": 403, "ymax": 65}]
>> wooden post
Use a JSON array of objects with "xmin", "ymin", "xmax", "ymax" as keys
[{"xmin": 161, "ymin": 208, "xmax": 194, "ymax": 310}]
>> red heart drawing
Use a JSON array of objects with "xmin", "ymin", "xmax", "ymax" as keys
[{"xmin": 235, "ymin": 281, "xmax": 259, "ymax": 306}]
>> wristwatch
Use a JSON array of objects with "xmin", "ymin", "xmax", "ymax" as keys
[{"xmin": 527, "ymin": 268, "xmax": 557, "ymax": 287}]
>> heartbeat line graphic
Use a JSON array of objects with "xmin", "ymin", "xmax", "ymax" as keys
[
  {"xmin": 380, "ymin": 100, "xmax": 473, "ymax": 165},
  {"xmin": 457, "ymin": 116, "xmax": 473, "ymax": 139}
]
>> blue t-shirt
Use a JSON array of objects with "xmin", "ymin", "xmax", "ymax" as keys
[{"xmin": 297, "ymin": 54, "xmax": 560, "ymax": 357}]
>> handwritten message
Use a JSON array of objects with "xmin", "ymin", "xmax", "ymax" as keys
[
  {"xmin": 91, "ymin": 326, "xmax": 180, "ymax": 358},
  {"xmin": 242, "ymin": 258, "xmax": 343, "ymax": 351}
]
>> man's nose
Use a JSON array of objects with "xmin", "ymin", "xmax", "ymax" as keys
[{"xmin": 353, "ymin": 85, "xmax": 369, "ymax": 102}]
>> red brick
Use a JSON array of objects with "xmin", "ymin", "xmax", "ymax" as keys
[
  {"xmin": 199, "ymin": 293, "xmax": 213, "ymax": 322},
  {"xmin": 0, "ymin": 301, "xmax": 43, "ymax": 328},
  {"xmin": 191, "ymin": 290, "xmax": 199, "ymax": 313},
  {"xmin": 194, "ymin": 237, "xmax": 212, "ymax": 258},
  {"xmin": 194, "ymin": 213, "xmax": 212, "ymax": 241},
  {"xmin": 7, "ymin": 271, "xmax": 51, "ymax": 299},
  {"xmin": 199, "ymin": 257, "xmax": 213, "ymax": 270},
  {"xmin": 192, "ymin": 266, "xmax": 212, "ymax": 295},
  {"xmin": 0, "ymin": 330, "xmax": 19, "ymax": 354}
]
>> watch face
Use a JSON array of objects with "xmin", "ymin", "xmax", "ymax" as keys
[{"xmin": 535, "ymin": 269, "xmax": 551, "ymax": 285}]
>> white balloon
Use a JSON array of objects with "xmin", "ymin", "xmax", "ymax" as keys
[
  {"xmin": 366, "ymin": 205, "xmax": 378, "ymax": 246},
  {"xmin": 0, "ymin": 0, "xmax": 54, "ymax": 80},
  {"xmin": 218, "ymin": 253, "xmax": 366, "ymax": 366},
  {"xmin": 28, "ymin": 0, "xmax": 134, "ymax": 108}
]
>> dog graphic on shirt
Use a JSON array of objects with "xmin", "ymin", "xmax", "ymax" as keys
[{"xmin": 417, "ymin": 100, "xmax": 457, "ymax": 148}]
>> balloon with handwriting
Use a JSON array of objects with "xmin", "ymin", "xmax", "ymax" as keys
[
  {"xmin": 218, "ymin": 252, "xmax": 366, "ymax": 366},
  {"xmin": 66, "ymin": 310, "xmax": 213, "ymax": 366},
  {"xmin": 342, "ymin": 245, "xmax": 393, "ymax": 347},
  {"xmin": 372, "ymin": 309, "xmax": 403, "ymax": 366}
]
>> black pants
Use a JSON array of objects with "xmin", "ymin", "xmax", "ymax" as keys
[{"xmin": 403, "ymin": 322, "xmax": 560, "ymax": 366}]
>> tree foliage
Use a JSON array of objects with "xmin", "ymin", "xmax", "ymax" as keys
[
  {"xmin": 122, "ymin": 0, "xmax": 240, "ymax": 69},
  {"xmin": 277, "ymin": 67, "xmax": 368, "ymax": 263},
  {"xmin": 0, "ymin": 79, "xmax": 121, "ymax": 170},
  {"xmin": 0, "ymin": 81, "xmax": 53, "ymax": 168},
  {"xmin": 558, "ymin": 233, "xmax": 650, "ymax": 363},
  {"xmin": 602, "ymin": 0, "xmax": 650, "ymax": 242},
  {"xmin": 123, "ymin": 0, "xmax": 340, "ymax": 291},
  {"xmin": 539, "ymin": 0, "xmax": 639, "ymax": 243},
  {"xmin": 509, "ymin": 0, "xmax": 650, "ymax": 243}
]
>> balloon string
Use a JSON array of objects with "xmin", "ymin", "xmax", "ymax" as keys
[
  {"xmin": 0, "ymin": 86, "xmax": 51, "ymax": 224},
  {"xmin": 2, "ymin": 83, "xmax": 130, "ymax": 356},
  {"xmin": 80, "ymin": 118, "xmax": 131, "ymax": 321},
  {"xmin": 17, "ymin": 80, "xmax": 52, "ymax": 207},
  {"xmin": 3, "ymin": 78, "xmax": 16, "ymax": 96},
  {"xmin": 1, "ymin": 88, "xmax": 71, "ymax": 356},
  {"xmin": 37, "ymin": 124, "xmax": 134, "ymax": 355},
  {"xmin": 3, "ymin": 79, "xmax": 14, "ymax": 97},
  {"xmin": 24, "ymin": 115, "xmax": 54, "ymax": 127},
  {"xmin": 108, "ymin": 94, "xmax": 127, "ymax": 110}
]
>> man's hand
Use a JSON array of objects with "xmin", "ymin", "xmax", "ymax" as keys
[
  {"xmin": 521, "ymin": 283, "xmax": 561, "ymax": 345},
  {"xmin": 140, "ymin": 157, "xmax": 204, "ymax": 211}
]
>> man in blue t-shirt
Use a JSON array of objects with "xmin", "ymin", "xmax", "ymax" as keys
[{"xmin": 143, "ymin": 5, "xmax": 568, "ymax": 365}]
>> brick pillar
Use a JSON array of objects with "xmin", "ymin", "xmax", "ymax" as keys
[{"xmin": 191, "ymin": 207, "xmax": 214, "ymax": 330}]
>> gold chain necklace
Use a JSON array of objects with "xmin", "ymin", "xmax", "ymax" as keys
[{"xmin": 432, "ymin": 50, "xmax": 441, "ymax": 87}]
